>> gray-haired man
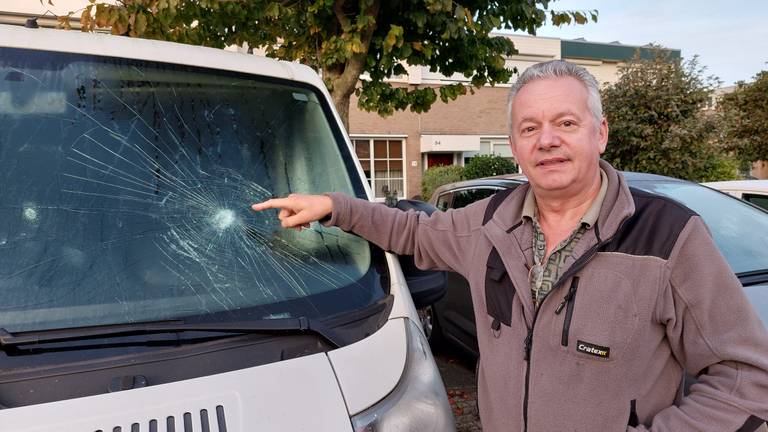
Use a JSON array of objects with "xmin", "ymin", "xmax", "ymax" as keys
[{"xmin": 253, "ymin": 60, "xmax": 768, "ymax": 431}]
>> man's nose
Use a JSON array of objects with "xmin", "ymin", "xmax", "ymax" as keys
[{"xmin": 537, "ymin": 125, "xmax": 561, "ymax": 150}]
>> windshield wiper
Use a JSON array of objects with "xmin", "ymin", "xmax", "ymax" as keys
[
  {"xmin": 0, "ymin": 316, "xmax": 342, "ymax": 350},
  {"xmin": 737, "ymin": 269, "xmax": 768, "ymax": 287}
]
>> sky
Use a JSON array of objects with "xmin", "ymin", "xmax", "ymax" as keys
[
  {"xmin": 4, "ymin": 0, "xmax": 98, "ymax": 15},
  {"xmin": 511, "ymin": 0, "xmax": 768, "ymax": 86},
  {"xmin": 6, "ymin": 0, "xmax": 767, "ymax": 86}
]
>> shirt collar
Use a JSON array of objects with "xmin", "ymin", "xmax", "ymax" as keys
[
  {"xmin": 521, "ymin": 184, "xmax": 538, "ymax": 221},
  {"xmin": 521, "ymin": 169, "xmax": 609, "ymax": 229}
]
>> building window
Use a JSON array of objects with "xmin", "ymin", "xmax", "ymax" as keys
[
  {"xmin": 352, "ymin": 138, "xmax": 406, "ymax": 199},
  {"xmin": 463, "ymin": 138, "xmax": 517, "ymax": 168},
  {"xmin": 479, "ymin": 138, "xmax": 513, "ymax": 159}
]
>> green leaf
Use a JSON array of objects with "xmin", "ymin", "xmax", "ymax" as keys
[
  {"xmin": 454, "ymin": 5, "xmax": 464, "ymax": 20},
  {"xmin": 423, "ymin": 44, "xmax": 433, "ymax": 59},
  {"xmin": 134, "ymin": 12, "xmax": 147, "ymax": 35},
  {"xmin": 414, "ymin": 12, "xmax": 426, "ymax": 29},
  {"xmin": 383, "ymin": 24, "xmax": 403, "ymax": 53},
  {"xmin": 350, "ymin": 36, "xmax": 364, "ymax": 53},
  {"xmin": 266, "ymin": 2, "xmax": 279, "ymax": 19}
]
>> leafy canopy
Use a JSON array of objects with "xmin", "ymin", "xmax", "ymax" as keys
[
  {"xmin": 601, "ymin": 51, "xmax": 738, "ymax": 182},
  {"xmin": 718, "ymin": 71, "xmax": 768, "ymax": 165},
  {"xmin": 74, "ymin": 0, "xmax": 596, "ymax": 126}
]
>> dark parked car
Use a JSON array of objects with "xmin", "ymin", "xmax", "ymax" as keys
[{"xmin": 422, "ymin": 172, "xmax": 768, "ymax": 358}]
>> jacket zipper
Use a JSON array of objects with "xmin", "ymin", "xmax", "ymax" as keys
[
  {"xmin": 521, "ymin": 230, "xmax": 618, "ymax": 432},
  {"xmin": 555, "ymin": 277, "xmax": 580, "ymax": 346},
  {"xmin": 522, "ymin": 308, "xmax": 539, "ymax": 432}
]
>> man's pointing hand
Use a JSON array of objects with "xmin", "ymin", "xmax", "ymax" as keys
[{"xmin": 251, "ymin": 194, "xmax": 333, "ymax": 230}]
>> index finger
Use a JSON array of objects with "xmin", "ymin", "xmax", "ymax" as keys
[{"xmin": 251, "ymin": 197, "xmax": 290, "ymax": 212}]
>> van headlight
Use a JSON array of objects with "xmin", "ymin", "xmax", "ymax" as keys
[{"xmin": 350, "ymin": 318, "xmax": 456, "ymax": 432}]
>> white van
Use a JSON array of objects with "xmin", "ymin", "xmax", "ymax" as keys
[
  {"xmin": 0, "ymin": 24, "xmax": 454, "ymax": 432},
  {"xmin": 702, "ymin": 180, "xmax": 768, "ymax": 211}
]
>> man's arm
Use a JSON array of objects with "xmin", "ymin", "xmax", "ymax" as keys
[
  {"xmin": 633, "ymin": 216, "xmax": 768, "ymax": 431},
  {"xmin": 251, "ymin": 192, "xmax": 485, "ymax": 275}
]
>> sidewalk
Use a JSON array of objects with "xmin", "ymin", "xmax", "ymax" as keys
[{"xmin": 434, "ymin": 346, "xmax": 482, "ymax": 431}]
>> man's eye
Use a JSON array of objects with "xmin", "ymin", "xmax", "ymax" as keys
[
  {"xmin": 522, "ymin": 126, "xmax": 536, "ymax": 134},
  {"xmin": 562, "ymin": 120, "xmax": 575, "ymax": 127}
]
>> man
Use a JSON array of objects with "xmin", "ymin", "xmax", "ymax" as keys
[{"xmin": 252, "ymin": 61, "xmax": 768, "ymax": 431}]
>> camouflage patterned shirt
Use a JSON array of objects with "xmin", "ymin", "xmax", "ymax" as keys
[{"xmin": 522, "ymin": 170, "xmax": 608, "ymax": 308}]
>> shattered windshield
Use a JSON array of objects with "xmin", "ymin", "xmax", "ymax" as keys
[{"xmin": 0, "ymin": 48, "xmax": 385, "ymax": 334}]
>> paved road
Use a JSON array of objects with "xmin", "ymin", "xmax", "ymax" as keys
[{"xmin": 433, "ymin": 344, "xmax": 482, "ymax": 432}]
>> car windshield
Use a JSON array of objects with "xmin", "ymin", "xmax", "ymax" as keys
[
  {"xmin": 0, "ymin": 48, "xmax": 385, "ymax": 334},
  {"xmin": 631, "ymin": 179, "xmax": 768, "ymax": 275}
]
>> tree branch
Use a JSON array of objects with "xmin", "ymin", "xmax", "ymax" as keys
[
  {"xmin": 333, "ymin": 0, "xmax": 351, "ymax": 30},
  {"xmin": 332, "ymin": 0, "xmax": 380, "ymax": 96}
]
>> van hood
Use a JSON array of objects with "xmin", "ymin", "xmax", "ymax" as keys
[
  {"xmin": 0, "ymin": 318, "xmax": 410, "ymax": 431},
  {"xmin": 0, "ymin": 351, "xmax": 351, "ymax": 431}
]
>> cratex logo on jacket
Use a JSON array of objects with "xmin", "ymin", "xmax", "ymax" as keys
[{"xmin": 576, "ymin": 340, "xmax": 610, "ymax": 359}]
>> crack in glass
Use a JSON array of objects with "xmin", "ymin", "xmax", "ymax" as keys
[{"xmin": 0, "ymin": 52, "xmax": 381, "ymax": 332}]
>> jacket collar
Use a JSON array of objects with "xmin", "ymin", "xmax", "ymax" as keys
[
  {"xmin": 594, "ymin": 159, "xmax": 635, "ymax": 241},
  {"xmin": 489, "ymin": 159, "xmax": 635, "ymax": 242},
  {"xmin": 482, "ymin": 160, "xmax": 635, "ymax": 321}
]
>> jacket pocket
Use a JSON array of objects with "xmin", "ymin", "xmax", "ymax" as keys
[
  {"xmin": 550, "ymin": 270, "xmax": 639, "ymax": 362},
  {"xmin": 485, "ymin": 247, "xmax": 515, "ymax": 330},
  {"xmin": 627, "ymin": 400, "xmax": 639, "ymax": 427},
  {"xmin": 555, "ymin": 276, "xmax": 580, "ymax": 346}
]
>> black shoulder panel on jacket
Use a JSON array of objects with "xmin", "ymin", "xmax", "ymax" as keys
[
  {"xmin": 599, "ymin": 187, "xmax": 697, "ymax": 260},
  {"xmin": 482, "ymin": 188, "xmax": 514, "ymax": 226}
]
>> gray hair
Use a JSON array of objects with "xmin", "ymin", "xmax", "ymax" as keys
[{"xmin": 506, "ymin": 60, "xmax": 603, "ymax": 136}]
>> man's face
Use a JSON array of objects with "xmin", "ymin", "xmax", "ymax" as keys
[{"xmin": 509, "ymin": 76, "xmax": 608, "ymax": 198}]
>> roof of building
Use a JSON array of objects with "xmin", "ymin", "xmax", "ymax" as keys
[{"xmin": 561, "ymin": 38, "xmax": 681, "ymax": 62}]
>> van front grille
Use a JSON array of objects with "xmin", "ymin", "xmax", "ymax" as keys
[{"xmin": 94, "ymin": 405, "xmax": 227, "ymax": 432}]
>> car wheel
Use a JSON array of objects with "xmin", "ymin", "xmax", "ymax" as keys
[{"xmin": 417, "ymin": 305, "xmax": 442, "ymax": 345}]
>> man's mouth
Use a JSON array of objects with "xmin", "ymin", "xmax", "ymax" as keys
[{"xmin": 536, "ymin": 157, "xmax": 569, "ymax": 167}]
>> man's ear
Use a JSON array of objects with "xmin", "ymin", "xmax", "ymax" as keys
[{"xmin": 597, "ymin": 117, "xmax": 609, "ymax": 154}]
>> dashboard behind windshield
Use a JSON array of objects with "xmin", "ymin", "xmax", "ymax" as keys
[{"xmin": 0, "ymin": 48, "xmax": 385, "ymax": 334}]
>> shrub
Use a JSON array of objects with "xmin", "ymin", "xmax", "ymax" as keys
[
  {"xmin": 719, "ymin": 70, "xmax": 768, "ymax": 166},
  {"xmin": 421, "ymin": 164, "xmax": 464, "ymax": 200},
  {"xmin": 601, "ymin": 52, "xmax": 732, "ymax": 181},
  {"xmin": 696, "ymin": 153, "xmax": 741, "ymax": 182},
  {"xmin": 463, "ymin": 154, "xmax": 518, "ymax": 180}
]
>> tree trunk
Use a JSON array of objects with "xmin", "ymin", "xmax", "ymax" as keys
[
  {"xmin": 332, "ymin": 90, "xmax": 352, "ymax": 132},
  {"xmin": 325, "ymin": 52, "xmax": 365, "ymax": 133},
  {"xmin": 325, "ymin": 0, "xmax": 380, "ymax": 133}
]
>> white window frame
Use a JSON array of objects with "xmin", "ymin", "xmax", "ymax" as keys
[{"xmin": 350, "ymin": 135, "xmax": 407, "ymax": 201}]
